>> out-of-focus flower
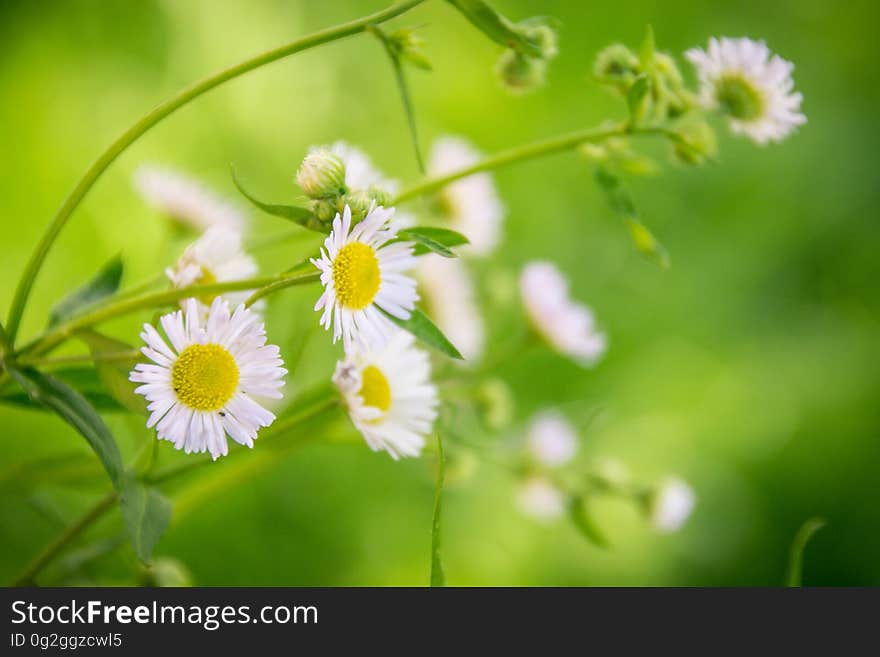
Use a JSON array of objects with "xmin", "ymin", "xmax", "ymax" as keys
[
  {"xmin": 516, "ymin": 476, "xmax": 566, "ymax": 522},
  {"xmin": 416, "ymin": 255, "xmax": 484, "ymax": 362},
  {"xmin": 428, "ymin": 137, "xmax": 504, "ymax": 257},
  {"xmin": 166, "ymin": 226, "xmax": 259, "ymax": 313},
  {"xmin": 296, "ymin": 147, "xmax": 347, "ymax": 199},
  {"xmin": 526, "ymin": 411, "xmax": 579, "ymax": 467},
  {"xmin": 130, "ymin": 299, "xmax": 286, "ymax": 460},
  {"xmin": 312, "ymin": 205, "xmax": 417, "ymax": 353},
  {"xmin": 333, "ymin": 331, "xmax": 438, "ymax": 460},
  {"xmin": 593, "ymin": 43, "xmax": 641, "ymax": 92},
  {"xmin": 649, "ymin": 477, "xmax": 696, "ymax": 533},
  {"xmin": 133, "ymin": 165, "xmax": 247, "ymax": 233},
  {"xmin": 686, "ymin": 37, "xmax": 805, "ymax": 145},
  {"xmin": 329, "ymin": 141, "xmax": 400, "ymax": 197},
  {"xmin": 520, "ymin": 261, "xmax": 607, "ymax": 367}
]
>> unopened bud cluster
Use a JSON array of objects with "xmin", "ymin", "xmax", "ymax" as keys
[{"xmin": 497, "ymin": 21, "xmax": 559, "ymax": 94}]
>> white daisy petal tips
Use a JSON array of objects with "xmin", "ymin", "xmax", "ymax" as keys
[
  {"xmin": 312, "ymin": 205, "xmax": 418, "ymax": 353},
  {"xmin": 166, "ymin": 226, "xmax": 259, "ymax": 314},
  {"xmin": 133, "ymin": 165, "xmax": 247, "ymax": 233},
  {"xmin": 428, "ymin": 136, "xmax": 504, "ymax": 256},
  {"xmin": 527, "ymin": 411, "xmax": 579, "ymax": 468},
  {"xmin": 130, "ymin": 298, "xmax": 286, "ymax": 460},
  {"xmin": 329, "ymin": 141, "xmax": 400, "ymax": 196},
  {"xmin": 520, "ymin": 261, "xmax": 607, "ymax": 367},
  {"xmin": 417, "ymin": 255, "xmax": 485, "ymax": 363},
  {"xmin": 333, "ymin": 331, "xmax": 439, "ymax": 460},
  {"xmin": 686, "ymin": 37, "xmax": 806, "ymax": 145},
  {"xmin": 650, "ymin": 477, "xmax": 696, "ymax": 533}
]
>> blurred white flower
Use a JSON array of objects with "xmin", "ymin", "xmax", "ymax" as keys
[
  {"xmin": 329, "ymin": 140, "xmax": 400, "ymax": 196},
  {"xmin": 133, "ymin": 165, "xmax": 247, "ymax": 233},
  {"xmin": 650, "ymin": 477, "xmax": 696, "ymax": 533},
  {"xmin": 428, "ymin": 136, "xmax": 504, "ymax": 256},
  {"xmin": 166, "ymin": 226, "xmax": 259, "ymax": 313},
  {"xmin": 520, "ymin": 261, "xmax": 607, "ymax": 367},
  {"xmin": 686, "ymin": 37, "xmax": 805, "ymax": 145},
  {"xmin": 130, "ymin": 299, "xmax": 286, "ymax": 460},
  {"xmin": 516, "ymin": 477, "xmax": 566, "ymax": 522},
  {"xmin": 312, "ymin": 205, "xmax": 417, "ymax": 353},
  {"xmin": 334, "ymin": 331, "xmax": 438, "ymax": 460},
  {"xmin": 526, "ymin": 411, "xmax": 579, "ymax": 467},
  {"xmin": 416, "ymin": 255, "xmax": 485, "ymax": 362}
]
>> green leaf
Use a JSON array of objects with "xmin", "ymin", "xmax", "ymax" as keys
[
  {"xmin": 638, "ymin": 24, "xmax": 655, "ymax": 69},
  {"xmin": 120, "ymin": 479, "xmax": 172, "ymax": 563},
  {"xmin": 627, "ymin": 75, "xmax": 650, "ymax": 123},
  {"xmin": 445, "ymin": 0, "xmax": 542, "ymax": 57},
  {"xmin": 48, "ymin": 254, "xmax": 123, "ymax": 328},
  {"xmin": 624, "ymin": 218, "xmax": 670, "ymax": 270},
  {"xmin": 398, "ymin": 227, "xmax": 469, "ymax": 257},
  {"xmin": 382, "ymin": 308, "xmax": 463, "ymax": 360},
  {"xmin": 9, "ymin": 368, "xmax": 125, "ymax": 489},
  {"xmin": 0, "ymin": 367, "xmax": 130, "ymax": 412},
  {"xmin": 231, "ymin": 168, "xmax": 317, "ymax": 229},
  {"xmin": 568, "ymin": 495, "xmax": 609, "ymax": 548},
  {"xmin": 430, "ymin": 434, "xmax": 446, "ymax": 587},
  {"xmin": 785, "ymin": 517, "xmax": 826, "ymax": 587},
  {"xmin": 78, "ymin": 331, "xmax": 144, "ymax": 414}
]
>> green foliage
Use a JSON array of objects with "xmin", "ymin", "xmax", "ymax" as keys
[
  {"xmin": 231, "ymin": 168, "xmax": 319, "ymax": 231},
  {"xmin": 785, "ymin": 518, "xmax": 826, "ymax": 587},
  {"xmin": 445, "ymin": 0, "xmax": 543, "ymax": 57},
  {"xmin": 397, "ymin": 226, "xmax": 469, "ymax": 257},
  {"xmin": 120, "ymin": 481, "xmax": 172, "ymax": 563},
  {"xmin": 382, "ymin": 308, "xmax": 463, "ymax": 360},
  {"xmin": 430, "ymin": 435, "xmax": 446, "ymax": 587},
  {"xmin": 78, "ymin": 331, "xmax": 143, "ymax": 414},
  {"xmin": 48, "ymin": 254, "xmax": 123, "ymax": 328},
  {"xmin": 568, "ymin": 495, "xmax": 609, "ymax": 548}
]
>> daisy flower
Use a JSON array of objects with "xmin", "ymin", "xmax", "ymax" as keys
[
  {"xmin": 685, "ymin": 37, "xmax": 806, "ymax": 145},
  {"xmin": 130, "ymin": 298, "xmax": 286, "ymax": 460},
  {"xmin": 166, "ymin": 226, "xmax": 259, "ymax": 313},
  {"xmin": 516, "ymin": 477, "xmax": 566, "ymax": 522},
  {"xmin": 416, "ymin": 255, "xmax": 485, "ymax": 362},
  {"xmin": 428, "ymin": 136, "xmax": 504, "ymax": 256},
  {"xmin": 329, "ymin": 141, "xmax": 400, "ymax": 196},
  {"xmin": 526, "ymin": 411, "xmax": 579, "ymax": 468},
  {"xmin": 333, "ymin": 331, "xmax": 439, "ymax": 460},
  {"xmin": 649, "ymin": 477, "xmax": 696, "ymax": 533},
  {"xmin": 133, "ymin": 165, "xmax": 247, "ymax": 233},
  {"xmin": 520, "ymin": 261, "xmax": 607, "ymax": 367},
  {"xmin": 312, "ymin": 205, "xmax": 418, "ymax": 352}
]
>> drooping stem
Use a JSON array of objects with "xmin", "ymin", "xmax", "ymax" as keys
[
  {"xmin": 393, "ymin": 123, "xmax": 683, "ymax": 203},
  {"xmin": 4, "ymin": 0, "xmax": 426, "ymax": 346},
  {"xmin": 18, "ymin": 272, "xmax": 320, "ymax": 358}
]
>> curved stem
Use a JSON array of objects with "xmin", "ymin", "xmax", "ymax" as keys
[
  {"xmin": 392, "ymin": 123, "xmax": 682, "ymax": 203},
  {"xmin": 17, "ymin": 350, "xmax": 142, "ymax": 369},
  {"xmin": 5, "ymin": 0, "xmax": 426, "ymax": 346},
  {"xmin": 18, "ymin": 272, "xmax": 320, "ymax": 358}
]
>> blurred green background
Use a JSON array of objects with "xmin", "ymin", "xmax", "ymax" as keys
[{"xmin": 1, "ymin": 0, "xmax": 878, "ymax": 586}]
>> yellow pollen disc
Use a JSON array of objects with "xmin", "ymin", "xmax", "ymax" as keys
[
  {"xmin": 332, "ymin": 242, "xmax": 381, "ymax": 310},
  {"xmin": 359, "ymin": 365, "xmax": 391, "ymax": 414},
  {"xmin": 195, "ymin": 267, "xmax": 218, "ymax": 305},
  {"xmin": 171, "ymin": 343, "xmax": 239, "ymax": 411}
]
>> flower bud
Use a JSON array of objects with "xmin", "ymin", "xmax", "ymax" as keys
[
  {"xmin": 593, "ymin": 44, "xmax": 641, "ymax": 91},
  {"xmin": 340, "ymin": 189, "xmax": 374, "ymax": 223},
  {"xmin": 296, "ymin": 148, "xmax": 346, "ymax": 199},
  {"xmin": 672, "ymin": 121, "xmax": 717, "ymax": 166},
  {"xmin": 521, "ymin": 23, "xmax": 558, "ymax": 61},
  {"xmin": 496, "ymin": 49, "xmax": 547, "ymax": 94},
  {"xmin": 477, "ymin": 378, "xmax": 514, "ymax": 432}
]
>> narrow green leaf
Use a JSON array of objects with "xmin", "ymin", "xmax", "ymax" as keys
[
  {"xmin": 9, "ymin": 368, "xmax": 125, "ymax": 489},
  {"xmin": 382, "ymin": 308, "xmax": 463, "ymax": 360},
  {"xmin": 397, "ymin": 227, "xmax": 469, "ymax": 257},
  {"xmin": 785, "ymin": 517, "xmax": 826, "ymax": 587},
  {"xmin": 568, "ymin": 495, "xmax": 609, "ymax": 548},
  {"xmin": 638, "ymin": 24, "xmax": 655, "ymax": 69},
  {"xmin": 624, "ymin": 218, "xmax": 670, "ymax": 270},
  {"xmin": 48, "ymin": 254, "xmax": 123, "ymax": 328},
  {"xmin": 0, "ymin": 367, "xmax": 129, "ymax": 412},
  {"xmin": 79, "ymin": 331, "xmax": 144, "ymax": 414},
  {"xmin": 430, "ymin": 434, "xmax": 446, "ymax": 587},
  {"xmin": 231, "ymin": 168, "xmax": 316, "ymax": 229},
  {"xmin": 445, "ymin": 0, "xmax": 542, "ymax": 57},
  {"xmin": 627, "ymin": 75, "xmax": 650, "ymax": 123},
  {"xmin": 120, "ymin": 479, "xmax": 172, "ymax": 563}
]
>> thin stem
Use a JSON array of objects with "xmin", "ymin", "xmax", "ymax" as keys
[
  {"xmin": 12, "ymin": 491, "xmax": 118, "ymax": 586},
  {"xmin": 17, "ymin": 272, "xmax": 320, "ymax": 358},
  {"xmin": 5, "ymin": 0, "xmax": 426, "ymax": 345},
  {"xmin": 18, "ymin": 350, "xmax": 142, "ymax": 369},
  {"xmin": 244, "ymin": 274, "xmax": 316, "ymax": 308},
  {"xmin": 393, "ymin": 123, "xmax": 682, "ymax": 203}
]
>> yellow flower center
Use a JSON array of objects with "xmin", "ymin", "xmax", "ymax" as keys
[
  {"xmin": 359, "ymin": 365, "xmax": 391, "ymax": 414},
  {"xmin": 171, "ymin": 343, "xmax": 239, "ymax": 411},
  {"xmin": 195, "ymin": 267, "xmax": 218, "ymax": 305},
  {"xmin": 716, "ymin": 74, "xmax": 764, "ymax": 122},
  {"xmin": 332, "ymin": 242, "xmax": 381, "ymax": 310}
]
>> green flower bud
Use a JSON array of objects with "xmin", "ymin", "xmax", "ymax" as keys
[
  {"xmin": 672, "ymin": 121, "xmax": 717, "ymax": 166},
  {"xmin": 296, "ymin": 148, "xmax": 346, "ymax": 199},
  {"xmin": 340, "ymin": 189, "xmax": 373, "ymax": 223},
  {"xmin": 593, "ymin": 44, "xmax": 641, "ymax": 91},
  {"xmin": 477, "ymin": 378, "xmax": 514, "ymax": 432},
  {"xmin": 309, "ymin": 198, "xmax": 338, "ymax": 226},
  {"xmin": 496, "ymin": 49, "xmax": 547, "ymax": 94},
  {"xmin": 367, "ymin": 184, "xmax": 393, "ymax": 207},
  {"xmin": 521, "ymin": 23, "xmax": 558, "ymax": 61}
]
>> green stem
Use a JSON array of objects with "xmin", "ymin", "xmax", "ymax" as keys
[
  {"xmin": 4, "ymin": 0, "xmax": 426, "ymax": 346},
  {"xmin": 17, "ymin": 272, "xmax": 320, "ymax": 358},
  {"xmin": 18, "ymin": 350, "xmax": 142, "ymax": 369},
  {"xmin": 392, "ymin": 123, "xmax": 681, "ymax": 203}
]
